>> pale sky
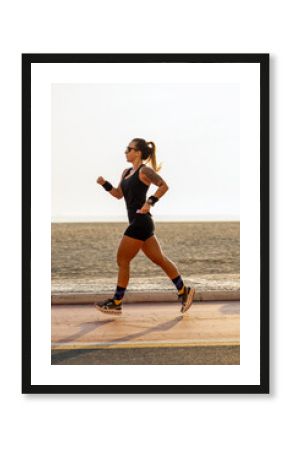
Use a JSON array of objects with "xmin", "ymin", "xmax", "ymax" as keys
[{"xmin": 51, "ymin": 83, "xmax": 240, "ymax": 222}]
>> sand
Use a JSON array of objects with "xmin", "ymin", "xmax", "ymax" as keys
[{"xmin": 52, "ymin": 222, "xmax": 239, "ymax": 293}]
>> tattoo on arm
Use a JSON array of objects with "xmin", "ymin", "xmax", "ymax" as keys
[{"xmin": 141, "ymin": 166, "xmax": 165, "ymax": 187}]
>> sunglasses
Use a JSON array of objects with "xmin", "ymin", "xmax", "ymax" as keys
[{"xmin": 125, "ymin": 146, "xmax": 137, "ymax": 153}]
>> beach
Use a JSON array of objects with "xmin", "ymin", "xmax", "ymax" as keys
[
  {"xmin": 51, "ymin": 221, "xmax": 240, "ymax": 364},
  {"xmin": 51, "ymin": 221, "xmax": 240, "ymax": 294}
]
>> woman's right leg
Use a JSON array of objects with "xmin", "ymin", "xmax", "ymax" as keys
[
  {"xmin": 95, "ymin": 235, "xmax": 143, "ymax": 314},
  {"xmin": 116, "ymin": 235, "xmax": 144, "ymax": 287}
]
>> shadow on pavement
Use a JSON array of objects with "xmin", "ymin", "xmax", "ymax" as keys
[
  {"xmin": 55, "ymin": 319, "xmax": 116, "ymax": 344},
  {"xmin": 101, "ymin": 316, "xmax": 183, "ymax": 345}
]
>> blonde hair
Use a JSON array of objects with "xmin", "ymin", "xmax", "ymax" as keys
[{"xmin": 132, "ymin": 138, "xmax": 162, "ymax": 172}]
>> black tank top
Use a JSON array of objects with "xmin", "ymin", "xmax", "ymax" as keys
[{"xmin": 120, "ymin": 163, "xmax": 151, "ymax": 222}]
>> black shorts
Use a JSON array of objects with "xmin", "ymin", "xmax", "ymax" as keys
[{"xmin": 124, "ymin": 212, "xmax": 155, "ymax": 241}]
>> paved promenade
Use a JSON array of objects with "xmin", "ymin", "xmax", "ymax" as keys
[{"xmin": 51, "ymin": 301, "xmax": 240, "ymax": 365}]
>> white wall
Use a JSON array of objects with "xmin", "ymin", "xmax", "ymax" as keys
[
  {"xmin": 52, "ymin": 83, "xmax": 240, "ymax": 221},
  {"xmin": 3, "ymin": 1, "xmax": 288, "ymax": 450}
]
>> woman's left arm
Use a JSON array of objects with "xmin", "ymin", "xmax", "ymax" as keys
[
  {"xmin": 141, "ymin": 166, "xmax": 169, "ymax": 199},
  {"xmin": 136, "ymin": 167, "xmax": 169, "ymax": 214}
]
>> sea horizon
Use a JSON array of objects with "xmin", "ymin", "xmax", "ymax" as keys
[{"xmin": 52, "ymin": 214, "xmax": 240, "ymax": 223}]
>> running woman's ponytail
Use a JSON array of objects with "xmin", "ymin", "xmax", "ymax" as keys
[
  {"xmin": 132, "ymin": 138, "xmax": 162, "ymax": 172},
  {"xmin": 146, "ymin": 141, "xmax": 162, "ymax": 173}
]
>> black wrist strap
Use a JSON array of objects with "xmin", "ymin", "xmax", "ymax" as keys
[
  {"xmin": 147, "ymin": 195, "xmax": 159, "ymax": 206},
  {"xmin": 102, "ymin": 181, "xmax": 113, "ymax": 191}
]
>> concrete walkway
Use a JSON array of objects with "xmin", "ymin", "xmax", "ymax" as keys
[
  {"xmin": 51, "ymin": 301, "xmax": 240, "ymax": 364},
  {"xmin": 52, "ymin": 274, "xmax": 240, "ymax": 304}
]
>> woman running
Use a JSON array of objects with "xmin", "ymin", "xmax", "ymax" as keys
[{"xmin": 95, "ymin": 138, "xmax": 196, "ymax": 314}]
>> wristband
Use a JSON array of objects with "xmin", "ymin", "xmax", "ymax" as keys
[
  {"xmin": 146, "ymin": 195, "xmax": 159, "ymax": 206},
  {"xmin": 102, "ymin": 181, "xmax": 113, "ymax": 192}
]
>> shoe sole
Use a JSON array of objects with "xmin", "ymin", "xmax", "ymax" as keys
[
  {"xmin": 181, "ymin": 287, "xmax": 196, "ymax": 313},
  {"xmin": 95, "ymin": 304, "xmax": 122, "ymax": 315}
]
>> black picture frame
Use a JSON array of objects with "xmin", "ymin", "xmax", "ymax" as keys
[{"xmin": 22, "ymin": 53, "xmax": 269, "ymax": 394}]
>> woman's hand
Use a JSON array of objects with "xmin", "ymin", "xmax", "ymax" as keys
[
  {"xmin": 96, "ymin": 176, "xmax": 105, "ymax": 185},
  {"xmin": 136, "ymin": 202, "xmax": 151, "ymax": 214}
]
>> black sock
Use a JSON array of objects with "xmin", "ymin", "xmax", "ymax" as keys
[
  {"xmin": 113, "ymin": 285, "xmax": 126, "ymax": 304},
  {"xmin": 171, "ymin": 275, "xmax": 185, "ymax": 296}
]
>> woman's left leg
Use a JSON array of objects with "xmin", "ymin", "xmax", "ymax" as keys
[
  {"xmin": 142, "ymin": 234, "xmax": 196, "ymax": 312},
  {"xmin": 141, "ymin": 235, "xmax": 180, "ymax": 279}
]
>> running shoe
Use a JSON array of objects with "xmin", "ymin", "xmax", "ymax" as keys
[
  {"xmin": 95, "ymin": 298, "xmax": 122, "ymax": 315},
  {"xmin": 179, "ymin": 286, "xmax": 196, "ymax": 313}
]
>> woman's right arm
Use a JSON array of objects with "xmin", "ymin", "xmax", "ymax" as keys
[{"xmin": 96, "ymin": 169, "xmax": 127, "ymax": 199}]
